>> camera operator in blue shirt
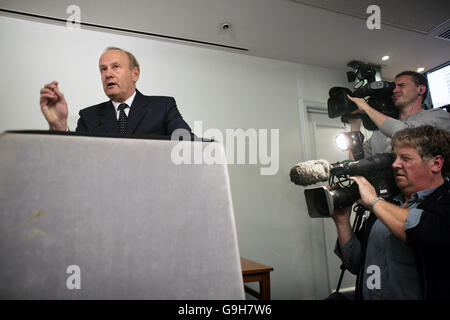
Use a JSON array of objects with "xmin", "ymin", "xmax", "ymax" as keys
[{"xmin": 348, "ymin": 125, "xmax": 450, "ymax": 299}]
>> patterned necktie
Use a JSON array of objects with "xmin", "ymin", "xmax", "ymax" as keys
[{"xmin": 117, "ymin": 103, "xmax": 128, "ymax": 134}]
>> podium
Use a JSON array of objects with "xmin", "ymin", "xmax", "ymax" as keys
[{"xmin": 0, "ymin": 132, "xmax": 244, "ymax": 299}]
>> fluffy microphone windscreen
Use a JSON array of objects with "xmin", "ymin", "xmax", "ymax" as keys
[{"xmin": 290, "ymin": 159, "xmax": 331, "ymax": 186}]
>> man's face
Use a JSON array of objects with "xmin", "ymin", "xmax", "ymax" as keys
[
  {"xmin": 99, "ymin": 49, "xmax": 139, "ymax": 102},
  {"xmin": 392, "ymin": 75, "xmax": 424, "ymax": 109},
  {"xmin": 392, "ymin": 145, "xmax": 436, "ymax": 196}
]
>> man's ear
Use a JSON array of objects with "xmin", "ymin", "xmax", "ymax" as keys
[
  {"xmin": 417, "ymin": 84, "xmax": 426, "ymax": 96},
  {"xmin": 132, "ymin": 67, "xmax": 140, "ymax": 83},
  {"xmin": 429, "ymin": 155, "xmax": 444, "ymax": 174}
]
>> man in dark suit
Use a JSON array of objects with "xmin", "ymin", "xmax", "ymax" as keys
[{"xmin": 39, "ymin": 47, "xmax": 191, "ymax": 136}]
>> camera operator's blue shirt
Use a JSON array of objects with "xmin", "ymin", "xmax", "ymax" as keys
[
  {"xmin": 337, "ymin": 219, "xmax": 423, "ymax": 299},
  {"xmin": 334, "ymin": 184, "xmax": 445, "ymax": 299},
  {"xmin": 335, "ymin": 209, "xmax": 425, "ymax": 299},
  {"xmin": 393, "ymin": 184, "xmax": 441, "ymax": 231}
]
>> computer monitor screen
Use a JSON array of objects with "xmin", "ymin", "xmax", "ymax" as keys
[{"xmin": 426, "ymin": 61, "xmax": 450, "ymax": 109}]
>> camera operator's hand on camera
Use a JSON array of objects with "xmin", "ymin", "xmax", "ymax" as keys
[
  {"xmin": 352, "ymin": 176, "xmax": 410, "ymax": 242},
  {"xmin": 332, "ymin": 205, "xmax": 352, "ymax": 225},
  {"xmin": 347, "ymin": 95, "xmax": 370, "ymax": 113},
  {"xmin": 350, "ymin": 176, "xmax": 377, "ymax": 209},
  {"xmin": 329, "ymin": 184, "xmax": 352, "ymax": 225},
  {"xmin": 347, "ymin": 94, "xmax": 388, "ymax": 129}
]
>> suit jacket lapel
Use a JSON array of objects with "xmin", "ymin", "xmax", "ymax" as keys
[
  {"xmin": 99, "ymin": 101, "xmax": 118, "ymax": 134},
  {"xmin": 127, "ymin": 90, "xmax": 148, "ymax": 134}
]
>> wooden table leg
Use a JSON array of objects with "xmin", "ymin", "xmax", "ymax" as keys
[
  {"xmin": 240, "ymin": 258, "xmax": 274, "ymax": 300},
  {"xmin": 259, "ymin": 272, "xmax": 271, "ymax": 300}
]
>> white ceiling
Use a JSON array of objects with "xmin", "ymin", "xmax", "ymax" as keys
[{"xmin": 1, "ymin": 0, "xmax": 449, "ymax": 80}]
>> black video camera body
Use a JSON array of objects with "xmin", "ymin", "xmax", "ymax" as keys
[
  {"xmin": 327, "ymin": 81, "xmax": 398, "ymax": 131},
  {"xmin": 304, "ymin": 153, "xmax": 398, "ymax": 218}
]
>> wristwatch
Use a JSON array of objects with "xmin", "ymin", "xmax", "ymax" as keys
[{"xmin": 369, "ymin": 196, "xmax": 384, "ymax": 213}]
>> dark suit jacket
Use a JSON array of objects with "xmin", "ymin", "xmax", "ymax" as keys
[{"xmin": 75, "ymin": 89, "xmax": 192, "ymax": 136}]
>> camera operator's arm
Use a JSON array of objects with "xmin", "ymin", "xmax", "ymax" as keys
[
  {"xmin": 351, "ymin": 176, "xmax": 409, "ymax": 242},
  {"xmin": 348, "ymin": 115, "xmax": 362, "ymax": 132},
  {"xmin": 332, "ymin": 206, "xmax": 353, "ymax": 256},
  {"xmin": 332, "ymin": 205, "xmax": 362, "ymax": 273},
  {"xmin": 378, "ymin": 109, "xmax": 450, "ymax": 136},
  {"xmin": 347, "ymin": 95, "xmax": 388, "ymax": 129},
  {"xmin": 347, "ymin": 95, "xmax": 450, "ymax": 136},
  {"xmin": 347, "ymin": 117, "xmax": 362, "ymax": 160}
]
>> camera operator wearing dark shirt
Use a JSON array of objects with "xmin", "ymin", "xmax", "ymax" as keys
[{"xmin": 351, "ymin": 125, "xmax": 450, "ymax": 299}]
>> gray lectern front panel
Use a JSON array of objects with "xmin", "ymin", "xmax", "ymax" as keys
[{"xmin": 0, "ymin": 133, "xmax": 244, "ymax": 299}]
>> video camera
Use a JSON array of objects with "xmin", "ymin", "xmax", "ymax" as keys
[
  {"xmin": 302, "ymin": 153, "xmax": 398, "ymax": 218},
  {"xmin": 327, "ymin": 61, "xmax": 398, "ymax": 130}
]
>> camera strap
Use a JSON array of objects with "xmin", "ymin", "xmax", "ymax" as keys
[{"xmin": 354, "ymin": 209, "xmax": 377, "ymax": 300}]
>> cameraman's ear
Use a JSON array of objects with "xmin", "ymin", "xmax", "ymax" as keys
[
  {"xmin": 429, "ymin": 155, "xmax": 444, "ymax": 174},
  {"xmin": 417, "ymin": 85, "xmax": 426, "ymax": 96}
]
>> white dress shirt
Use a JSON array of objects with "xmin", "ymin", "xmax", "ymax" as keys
[{"xmin": 111, "ymin": 91, "xmax": 136, "ymax": 119}]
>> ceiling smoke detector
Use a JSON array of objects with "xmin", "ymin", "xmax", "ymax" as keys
[{"xmin": 220, "ymin": 22, "xmax": 232, "ymax": 30}]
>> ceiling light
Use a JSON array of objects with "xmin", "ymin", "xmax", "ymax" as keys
[
  {"xmin": 381, "ymin": 55, "xmax": 389, "ymax": 61},
  {"xmin": 417, "ymin": 67, "xmax": 425, "ymax": 72}
]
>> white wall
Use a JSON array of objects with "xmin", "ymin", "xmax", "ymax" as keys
[{"xmin": 0, "ymin": 14, "xmax": 350, "ymax": 299}]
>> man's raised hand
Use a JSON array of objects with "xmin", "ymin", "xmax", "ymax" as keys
[{"xmin": 40, "ymin": 81, "xmax": 69, "ymax": 131}]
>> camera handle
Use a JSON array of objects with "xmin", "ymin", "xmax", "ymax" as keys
[{"xmin": 334, "ymin": 204, "xmax": 367, "ymax": 295}]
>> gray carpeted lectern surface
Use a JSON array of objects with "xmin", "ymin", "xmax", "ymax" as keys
[{"xmin": 0, "ymin": 133, "xmax": 244, "ymax": 299}]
